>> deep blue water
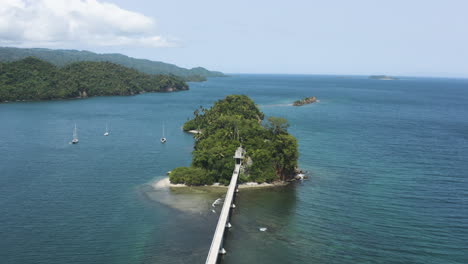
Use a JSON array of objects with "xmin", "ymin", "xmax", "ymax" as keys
[{"xmin": 0, "ymin": 75, "xmax": 467, "ymax": 263}]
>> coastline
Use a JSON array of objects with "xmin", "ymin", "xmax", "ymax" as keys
[
  {"xmin": 146, "ymin": 176, "xmax": 289, "ymax": 214},
  {"xmin": 0, "ymin": 88, "xmax": 188, "ymax": 104},
  {"xmin": 152, "ymin": 177, "xmax": 289, "ymax": 190}
]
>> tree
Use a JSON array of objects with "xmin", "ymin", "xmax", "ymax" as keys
[
  {"xmin": 172, "ymin": 95, "xmax": 299, "ymax": 185},
  {"xmin": 0, "ymin": 57, "xmax": 188, "ymax": 102},
  {"xmin": 266, "ymin": 116, "xmax": 289, "ymax": 135}
]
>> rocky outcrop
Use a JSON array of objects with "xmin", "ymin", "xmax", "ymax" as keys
[
  {"xmin": 293, "ymin": 96, "xmax": 317, "ymax": 106},
  {"xmin": 79, "ymin": 91, "xmax": 88, "ymax": 98}
]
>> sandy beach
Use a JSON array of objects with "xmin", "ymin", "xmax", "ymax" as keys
[{"xmin": 151, "ymin": 177, "xmax": 289, "ymax": 190}]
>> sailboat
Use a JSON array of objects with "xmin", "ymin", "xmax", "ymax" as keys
[
  {"xmin": 160, "ymin": 123, "xmax": 167, "ymax": 143},
  {"xmin": 104, "ymin": 123, "xmax": 109, "ymax": 136},
  {"xmin": 72, "ymin": 123, "xmax": 79, "ymax": 144}
]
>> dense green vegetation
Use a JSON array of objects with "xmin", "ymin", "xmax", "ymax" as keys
[
  {"xmin": 171, "ymin": 95, "xmax": 298, "ymax": 186},
  {"xmin": 183, "ymin": 74, "xmax": 207, "ymax": 82},
  {"xmin": 0, "ymin": 47, "xmax": 224, "ymax": 81},
  {"xmin": 0, "ymin": 57, "xmax": 188, "ymax": 102},
  {"xmin": 169, "ymin": 167, "xmax": 214, "ymax": 186}
]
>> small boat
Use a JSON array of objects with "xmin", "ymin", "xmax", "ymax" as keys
[
  {"xmin": 104, "ymin": 123, "xmax": 109, "ymax": 136},
  {"xmin": 72, "ymin": 123, "xmax": 79, "ymax": 144},
  {"xmin": 160, "ymin": 123, "xmax": 167, "ymax": 143}
]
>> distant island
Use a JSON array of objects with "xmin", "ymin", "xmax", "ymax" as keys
[
  {"xmin": 369, "ymin": 75, "xmax": 399, "ymax": 80},
  {"xmin": 169, "ymin": 95, "xmax": 299, "ymax": 186},
  {"xmin": 293, "ymin": 96, "xmax": 318, "ymax": 106},
  {"xmin": 0, "ymin": 47, "xmax": 225, "ymax": 82},
  {"xmin": 0, "ymin": 57, "xmax": 188, "ymax": 103}
]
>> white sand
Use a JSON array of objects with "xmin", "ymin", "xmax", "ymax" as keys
[
  {"xmin": 151, "ymin": 177, "xmax": 288, "ymax": 190},
  {"xmin": 152, "ymin": 177, "xmax": 186, "ymax": 189}
]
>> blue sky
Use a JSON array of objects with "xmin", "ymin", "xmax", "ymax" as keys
[{"xmin": 1, "ymin": 0, "xmax": 467, "ymax": 77}]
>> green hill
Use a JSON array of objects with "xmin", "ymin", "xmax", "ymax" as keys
[
  {"xmin": 0, "ymin": 47, "xmax": 224, "ymax": 82},
  {"xmin": 170, "ymin": 95, "xmax": 299, "ymax": 186},
  {"xmin": 0, "ymin": 57, "xmax": 188, "ymax": 102}
]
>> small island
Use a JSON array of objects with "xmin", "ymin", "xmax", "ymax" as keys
[
  {"xmin": 170, "ymin": 95, "xmax": 299, "ymax": 186},
  {"xmin": 293, "ymin": 96, "xmax": 318, "ymax": 106},
  {"xmin": 0, "ymin": 57, "xmax": 188, "ymax": 103},
  {"xmin": 369, "ymin": 75, "xmax": 399, "ymax": 80}
]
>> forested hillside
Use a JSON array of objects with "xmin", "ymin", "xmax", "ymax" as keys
[
  {"xmin": 0, "ymin": 57, "xmax": 188, "ymax": 102},
  {"xmin": 170, "ymin": 95, "xmax": 299, "ymax": 186},
  {"xmin": 0, "ymin": 47, "xmax": 224, "ymax": 82}
]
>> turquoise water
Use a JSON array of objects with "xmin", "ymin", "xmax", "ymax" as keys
[{"xmin": 1, "ymin": 75, "xmax": 467, "ymax": 263}]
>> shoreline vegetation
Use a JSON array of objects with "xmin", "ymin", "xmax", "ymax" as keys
[
  {"xmin": 171, "ymin": 95, "xmax": 299, "ymax": 186},
  {"xmin": 0, "ymin": 57, "xmax": 188, "ymax": 103},
  {"xmin": 153, "ymin": 177, "xmax": 289, "ymax": 190},
  {"xmin": 293, "ymin": 96, "xmax": 318, "ymax": 106}
]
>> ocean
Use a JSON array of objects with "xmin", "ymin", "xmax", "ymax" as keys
[{"xmin": 0, "ymin": 75, "xmax": 467, "ymax": 264}]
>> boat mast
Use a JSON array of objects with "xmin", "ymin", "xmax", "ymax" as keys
[{"xmin": 73, "ymin": 123, "xmax": 78, "ymax": 139}]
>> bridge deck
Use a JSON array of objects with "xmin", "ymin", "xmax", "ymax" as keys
[{"xmin": 205, "ymin": 151, "xmax": 243, "ymax": 264}]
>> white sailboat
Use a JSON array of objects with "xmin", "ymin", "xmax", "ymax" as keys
[
  {"xmin": 104, "ymin": 123, "xmax": 109, "ymax": 136},
  {"xmin": 72, "ymin": 123, "xmax": 79, "ymax": 144},
  {"xmin": 160, "ymin": 123, "xmax": 167, "ymax": 143}
]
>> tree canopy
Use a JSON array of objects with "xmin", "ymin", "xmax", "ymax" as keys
[
  {"xmin": 171, "ymin": 95, "xmax": 298, "ymax": 186},
  {"xmin": 0, "ymin": 47, "xmax": 224, "ymax": 81},
  {"xmin": 0, "ymin": 57, "xmax": 188, "ymax": 102}
]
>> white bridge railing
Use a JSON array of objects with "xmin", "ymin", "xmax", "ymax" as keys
[{"xmin": 205, "ymin": 147, "xmax": 244, "ymax": 264}]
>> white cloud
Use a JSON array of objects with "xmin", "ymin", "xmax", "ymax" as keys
[{"xmin": 0, "ymin": 0, "xmax": 175, "ymax": 47}]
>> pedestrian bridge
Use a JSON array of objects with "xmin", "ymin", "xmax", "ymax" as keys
[{"xmin": 205, "ymin": 146, "xmax": 245, "ymax": 264}]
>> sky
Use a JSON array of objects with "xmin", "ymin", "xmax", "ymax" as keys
[{"xmin": 0, "ymin": 0, "xmax": 467, "ymax": 77}]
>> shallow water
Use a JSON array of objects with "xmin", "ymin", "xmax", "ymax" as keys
[{"xmin": 1, "ymin": 75, "xmax": 467, "ymax": 263}]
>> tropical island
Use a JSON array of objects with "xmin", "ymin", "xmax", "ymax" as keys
[
  {"xmin": 369, "ymin": 75, "xmax": 399, "ymax": 80},
  {"xmin": 293, "ymin": 96, "xmax": 318, "ymax": 106},
  {"xmin": 169, "ymin": 95, "xmax": 299, "ymax": 186},
  {"xmin": 0, "ymin": 47, "xmax": 225, "ymax": 82},
  {"xmin": 0, "ymin": 57, "xmax": 188, "ymax": 102}
]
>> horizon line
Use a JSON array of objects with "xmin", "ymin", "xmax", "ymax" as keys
[{"xmin": 224, "ymin": 73, "xmax": 468, "ymax": 80}]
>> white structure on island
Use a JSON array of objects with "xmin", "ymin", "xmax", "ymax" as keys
[{"xmin": 205, "ymin": 146, "xmax": 245, "ymax": 264}]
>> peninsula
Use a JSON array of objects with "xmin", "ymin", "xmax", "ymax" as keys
[
  {"xmin": 0, "ymin": 57, "xmax": 188, "ymax": 103},
  {"xmin": 0, "ymin": 47, "xmax": 225, "ymax": 82},
  {"xmin": 293, "ymin": 96, "xmax": 318, "ymax": 106},
  {"xmin": 170, "ymin": 95, "xmax": 299, "ymax": 186}
]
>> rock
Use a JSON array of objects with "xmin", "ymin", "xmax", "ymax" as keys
[
  {"xmin": 293, "ymin": 96, "xmax": 317, "ymax": 106},
  {"xmin": 79, "ymin": 91, "xmax": 88, "ymax": 98}
]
